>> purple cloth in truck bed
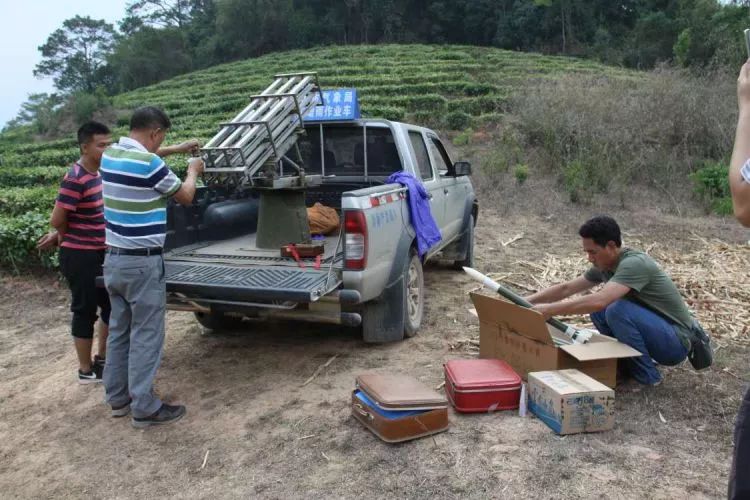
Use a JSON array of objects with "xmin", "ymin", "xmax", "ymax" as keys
[{"xmin": 386, "ymin": 171, "xmax": 441, "ymax": 258}]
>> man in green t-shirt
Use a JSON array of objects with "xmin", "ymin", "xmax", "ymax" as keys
[{"xmin": 526, "ymin": 215, "xmax": 698, "ymax": 386}]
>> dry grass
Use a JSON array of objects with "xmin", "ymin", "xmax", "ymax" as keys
[
  {"xmin": 505, "ymin": 66, "xmax": 737, "ymax": 203},
  {"xmin": 642, "ymin": 235, "xmax": 750, "ymax": 341}
]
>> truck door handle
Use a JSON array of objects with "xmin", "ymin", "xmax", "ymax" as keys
[
  {"xmin": 427, "ymin": 193, "xmax": 433, "ymax": 200},
  {"xmin": 443, "ymin": 188, "xmax": 449, "ymax": 194}
]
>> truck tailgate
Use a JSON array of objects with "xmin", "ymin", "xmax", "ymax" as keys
[{"xmin": 166, "ymin": 262, "xmax": 341, "ymax": 303}]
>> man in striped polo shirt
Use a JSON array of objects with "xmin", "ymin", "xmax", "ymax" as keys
[
  {"xmin": 39, "ymin": 122, "xmax": 113, "ymax": 384},
  {"xmin": 101, "ymin": 106, "xmax": 203, "ymax": 428},
  {"xmin": 727, "ymin": 60, "xmax": 750, "ymax": 500}
]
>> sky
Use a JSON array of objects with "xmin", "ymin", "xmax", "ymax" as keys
[{"xmin": 0, "ymin": 0, "xmax": 129, "ymax": 127}]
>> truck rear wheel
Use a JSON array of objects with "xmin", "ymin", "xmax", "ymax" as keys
[
  {"xmin": 361, "ymin": 247, "xmax": 423, "ymax": 343},
  {"xmin": 403, "ymin": 248, "xmax": 424, "ymax": 337},
  {"xmin": 194, "ymin": 311, "xmax": 244, "ymax": 331}
]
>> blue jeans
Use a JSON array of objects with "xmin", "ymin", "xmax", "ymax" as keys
[
  {"xmin": 102, "ymin": 253, "xmax": 166, "ymax": 418},
  {"xmin": 590, "ymin": 300, "xmax": 688, "ymax": 385}
]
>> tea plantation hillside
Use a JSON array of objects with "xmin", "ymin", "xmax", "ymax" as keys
[{"xmin": 0, "ymin": 44, "xmax": 637, "ymax": 269}]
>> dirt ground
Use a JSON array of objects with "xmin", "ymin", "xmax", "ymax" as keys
[{"xmin": 1, "ymin": 188, "xmax": 749, "ymax": 499}]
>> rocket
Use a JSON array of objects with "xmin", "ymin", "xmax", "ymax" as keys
[{"xmin": 462, "ymin": 267, "xmax": 592, "ymax": 344}]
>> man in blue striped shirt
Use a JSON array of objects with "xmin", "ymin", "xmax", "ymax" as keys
[
  {"xmin": 101, "ymin": 106, "xmax": 204, "ymax": 428},
  {"xmin": 728, "ymin": 60, "xmax": 750, "ymax": 500}
]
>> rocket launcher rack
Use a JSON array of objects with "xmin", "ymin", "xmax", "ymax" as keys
[{"xmin": 201, "ymin": 72, "xmax": 323, "ymax": 185}]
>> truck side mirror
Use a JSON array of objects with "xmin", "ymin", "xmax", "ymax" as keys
[{"xmin": 452, "ymin": 161, "xmax": 472, "ymax": 176}]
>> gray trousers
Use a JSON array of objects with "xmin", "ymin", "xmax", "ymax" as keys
[
  {"xmin": 103, "ymin": 253, "xmax": 166, "ymax": 418},
  {"xmin": 730, "ymin": 386, "xmax": 750, "ymax": 499}
]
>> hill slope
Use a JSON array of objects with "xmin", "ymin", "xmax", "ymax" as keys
[
  {"xmin": 0, "ymin": 44, "xmax": 638, "ymax": 268},
  {"xmin": 1, "ymin": 44, "xmax": 637, "ymax": 169}
]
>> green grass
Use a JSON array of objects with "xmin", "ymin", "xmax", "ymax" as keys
[{"xmin": 0, "ymin": 43, "xmax": 639, "ymax": 269}]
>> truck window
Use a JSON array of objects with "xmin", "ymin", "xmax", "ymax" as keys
[
  {"xmin": 365, "ymin": 127, "xmax": 402, "ymax": 176},
  {"xmin": 293, "ymin": 125, "xmax": 323, "ymax": 174},
  {"xmin": 408, "ymin": 131, "xmax": 433, "ymax": 181},
  {"xmin": 295, "ymin": 124, "xmax": 402, "ymax": 177},
  {"xmin": 428, "ymin": 137, "xmax": 452, "ymax": 175}
]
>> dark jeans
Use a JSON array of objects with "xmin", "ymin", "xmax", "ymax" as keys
[
  {"xmin": 730, "ymin": 386, "xmax": 750, "ymax": 499},
  {"xmin": 59, "ymin": 247, "xmax": 111, "ymax": 339},
  {"xmin": 590, "ymin": 299, "xmax": 688, "ymax": 385}
]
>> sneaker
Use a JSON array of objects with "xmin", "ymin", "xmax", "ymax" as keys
[
  {"xmin": 93, "ymin": 355, "xmax": 106, "ymax": 368},
  {"xmin": 111, "ymin": 402, "xmax": 131, "ymax": 418},
  {"xmin": 78, "ymin": 368, "xmax": 103, "ymax": 385},
  {"xmin": 131, "ymin": 404, "xmax": 186, "ymax": 429}
]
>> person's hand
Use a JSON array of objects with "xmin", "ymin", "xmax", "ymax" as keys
[
  {"xmin": 176, "ymin": 139, "xmax": 201, "ymax": 156},
  {"xmin": 36, "ymin": 231, "xmax": 59, "ymax": 251},
  {"xmin": 531, "ymin": 303, "xmax": 554, "ymax": 320},
  {"xmin": 187, "ymin": 157, "xmax": 205, "ymax": 176},
  {"xmin": 738, "ymin": 61, "xmax": 750, "ymax": 114}
]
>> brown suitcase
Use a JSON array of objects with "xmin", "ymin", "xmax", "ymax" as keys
[{"xmin": 352, "ymin": 373, "xmax": 449, "ymax": 443}]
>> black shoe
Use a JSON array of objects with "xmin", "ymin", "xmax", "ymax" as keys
[
  {"xmin": 78, "ymin": 368, "xmax": 103, "ymax": 385},
  {"xmin": 111, "ymin": 401, "xmax": 131, "ymax": 418},
  {"xmin": 92, "ymin": 363, "xmax": 104, "ymax": 380},
  {"xmin": 93, "ymin": 355, "xmax": 106, "ymax": 368},
  {"xmin": 131, "ymin": 404, "xmax": 186, "ymax": 429}
]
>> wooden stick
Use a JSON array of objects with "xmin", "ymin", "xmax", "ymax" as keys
[
  {"xmin": 302, "ymin": 355, "xmax": 338, "ymax": 387},
  {"xmin": 200, "ymin": 450, "xmax": 210, "ymax": 470},
  {"xmin": 501, "ymin": 234, "xmax": 524, "ymax": 247}
]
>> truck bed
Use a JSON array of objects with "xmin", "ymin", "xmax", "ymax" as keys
[
  {"xmin": 166, "ymin": 232, "xmax": 344, "ymax": 268},
  {"xmin": 165, "ymin": 190, "xmax": 348, "ymax": 304}
]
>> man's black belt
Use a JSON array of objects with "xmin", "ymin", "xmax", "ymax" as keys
[{"xmin": 106, "ymin": 246, "xmax": 163, "ymax": 256}]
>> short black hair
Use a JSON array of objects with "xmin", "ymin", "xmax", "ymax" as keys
[
  {"xmin": 578, "ymin": 215, "xmax": 622, "ymax": 247},
  {"xmin": 77, "ymin": 121, "xmax": 110, "ymax": 146},
  {"xmin": 129, "ymin": 106, "xmax": 171, "ymax": 131}
]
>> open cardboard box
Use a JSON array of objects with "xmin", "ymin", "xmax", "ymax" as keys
[{"xmin": 470, "ymin": 292, "xmax": 641, "ymax": 388}]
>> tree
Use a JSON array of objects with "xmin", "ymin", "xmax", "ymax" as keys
[
  {"xmin": 126, "ymin": 0, "xmax": 193, "ymax": 28},
  {"xmin": 119, "ymin": 15, "xmax": 145, "ymax": 36},
  {"xmin": 3, "ymin": 93, "xmax": 63, "ymax": 134},
  {"xmin": 215, "ymin": 0, "xmax": 293, "ymax": 59},
  {"xmin": 624, "ymin": 11, "xmax": 680, "ymax": 68},
  {"xmin": 186, "ymin": 0, "xmax": 221, "ymax": 67},
  {"xmin": 534, "ymin": 0, "xmax": 573, "ymax": 53},
  {"xmin": 108, "ymin": 27, "xmax": 193, "ymax": 91},
  {"xmin": 33, "ymin": 16, "xmax": 116, "ymax": 94}
]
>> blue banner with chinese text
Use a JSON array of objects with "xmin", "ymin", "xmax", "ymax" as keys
[{"xmin": 304, "ymin": 88, "xmax": 361, "ymax": 122}]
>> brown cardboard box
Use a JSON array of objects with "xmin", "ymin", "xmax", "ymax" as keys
[
  {"xmin": 527, "ymin": 369, "xmax": 615, "ymax": 435},
  {"xmin": 470, "ymin": 292, "xmax": 641, "ymax": 388}
]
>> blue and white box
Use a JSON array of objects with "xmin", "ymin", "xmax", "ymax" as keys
[{"xmin": 527, "ymin": 369, "xmax": 615, "ymax": 435}]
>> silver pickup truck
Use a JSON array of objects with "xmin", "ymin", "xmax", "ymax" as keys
[{"xmin": 163, "ymin": 118, "xmax": 478, "ymax": 342}]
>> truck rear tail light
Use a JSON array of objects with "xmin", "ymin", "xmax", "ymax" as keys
[{"xmin": 344, "ymin": 210, "xmax": 368, "ymax": 270}]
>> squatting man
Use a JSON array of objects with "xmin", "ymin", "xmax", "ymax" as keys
[{"xmin": 525, "ymin": 215, "xmax": 705, "ymax": 386}]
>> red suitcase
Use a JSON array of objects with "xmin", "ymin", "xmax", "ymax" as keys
[{"xmin": 444, "ymin": 359, "xmax": 522, "ymax": 413}]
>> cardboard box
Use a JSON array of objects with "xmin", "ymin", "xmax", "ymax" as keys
[
  {"xmin": 527, "ymin": 369, "xmax": 615, "ymax": 435},
  {"xmin": 470, "ymin": 292, "xmax": 641, "ymax": 388}
]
